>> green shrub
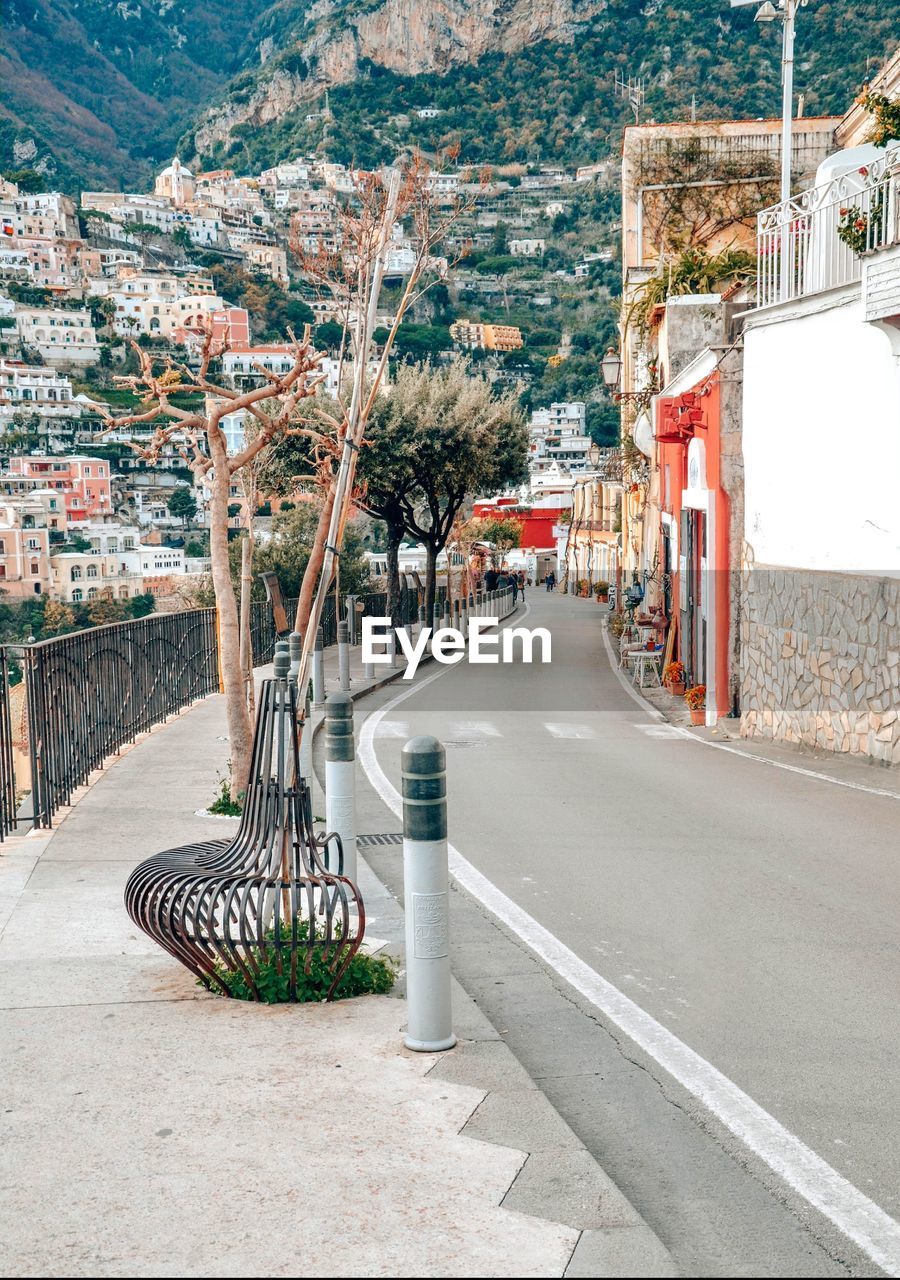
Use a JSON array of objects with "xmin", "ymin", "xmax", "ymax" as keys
[
  {"xmin": 208, "ymin": 777, "xmax": 243, "ymax": 816},
  {"xmin": 207, "ymin": 921, "xmax": 397, "ymax": 1004}
]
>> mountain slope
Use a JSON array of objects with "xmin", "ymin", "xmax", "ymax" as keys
[
  {"xmin": 2, "ymin": 0, "xmax": 897, "ymax": 188},
  {"xmin": 0, "ymin": 0, "xmax": 274, "ymax": 188},
  {"xmin": 186, "ymin": 0, "xmax": 898, "ymax": 173}
]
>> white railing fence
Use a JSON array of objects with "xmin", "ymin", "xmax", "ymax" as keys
[{"xmin": 756, "ymin": 144, "xmax": 900, "ymax": 308}]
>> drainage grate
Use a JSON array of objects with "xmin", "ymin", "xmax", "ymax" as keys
[{"xmin": 357, "ymin": 832, "xmax": 404, "ymax": 847}]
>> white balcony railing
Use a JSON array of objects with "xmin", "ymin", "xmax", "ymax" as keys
[{"xmin": 756, "ymin": 144, "xmax": 900, "ymax": 308}]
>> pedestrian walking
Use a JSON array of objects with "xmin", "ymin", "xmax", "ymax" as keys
[
  {"xmin": 510, "ymin": 573, "xmax": 519, "ymax": 606},
  {"xmin": 545, "ymin": 570, "xmax": 556, "ymax": 592},
  {"xmin": 485, "ymin": 566, "xmax": 498, "ymax": 592},
  {"xmin": 517, "ymin": 570, "xmax": 526, "ymax": 598}
]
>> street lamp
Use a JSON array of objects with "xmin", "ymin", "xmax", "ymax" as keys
[
  {"xmin": 600, "ymin": 348, "xmax": 651, "ymax": 402},
  {"xmin": 588, "ymin": 442, "xmax": 602, "ymax": 469},
  {"xmin": 601, "ymin": 348, "xmax": 622, "ymax": 393},
  {"xmin": 730, "ymin": 0, "xmax": 809, "ymax": 206}
]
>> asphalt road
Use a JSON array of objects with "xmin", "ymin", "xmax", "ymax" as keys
[{"xmin": 360, "ymin": 590, "xmax": 900, "ymax": 1277}]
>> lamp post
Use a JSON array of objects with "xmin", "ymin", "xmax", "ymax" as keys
[{"xmin": 731, "ymin": 0, "xmax": 808, "ymax": 299}]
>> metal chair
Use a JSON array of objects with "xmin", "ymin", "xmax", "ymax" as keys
[{"xmin": 125, "ymin": 647, "xmax": 365, "ymax": 1001}]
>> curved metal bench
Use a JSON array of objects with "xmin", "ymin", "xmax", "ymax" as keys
[{"xmin": 125, "ymin": 647, "xmax": 365, "ymax": 1000}]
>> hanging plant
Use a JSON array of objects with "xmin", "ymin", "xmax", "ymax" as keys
[{"xmin": 837, "ymin": 184, "xmax": 885, "ymax": 256}]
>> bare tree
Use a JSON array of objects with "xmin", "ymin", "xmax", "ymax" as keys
[
  {"xmin": 99, "ymin": 329, "xmax": 323, "ymax": 799},
  {"xmin": 287, "ymin": 155, "xmax": 485, "ymax": 694}
]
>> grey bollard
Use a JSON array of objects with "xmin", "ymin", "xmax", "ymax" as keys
[
  {"xmin": 388, "ymin": 624, "xmax": 398, "ymax": 669},
  {"xmin": 443, "ymin": 600, "xmax": 451, "ymax": 630},
  {"xmin": 418, "ymin": 604, "xmax": 426, "ymax": 638},
  {"xmin": 312, "ymin": 626, "xmax": 325, "ymax": 707},
  {"xmin": 338, "ymin": 619, "xmax": 351, "ymax": 692},
  {"xmin": 325, "ymin": 692, "xmax": 357, "ymax": 882},
  {"xmin": 402, "ymin": 736, "xmax": 455, "ymax": 1052},
  {"xmin": 273, "ymin": 642, "xmax": 290, "ymax": 678}
]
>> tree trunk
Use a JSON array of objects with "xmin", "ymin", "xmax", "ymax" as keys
[
  {"xmin": 238, "ymin": 533, "xmax": 255, "ymax": 719},
  {"xmin": 424, "ymin": 542, "xmax": 438, "ymax": 622},
  {"xmin": 294, "ymin": 484, "xmax": 336, "ymax": 637},
  {"xmin": 208, "ymin": 445, "xmax": 253, "ymax": 801},
  {"xmin": 386, "ymin": 519, "xmax": 403, "ymax": 625}
]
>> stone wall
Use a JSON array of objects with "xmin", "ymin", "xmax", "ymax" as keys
[{"xmin": 740, "ymin": 561, "xmax": 900, "ymax": 765}]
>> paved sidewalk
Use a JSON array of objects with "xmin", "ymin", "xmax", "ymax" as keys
[{"xmin": 0, "ymin": 644, "xmax": 671, "ymax": 1278}]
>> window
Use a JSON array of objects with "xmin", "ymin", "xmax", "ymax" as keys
[
  {"xmin": 71, "ymin": 566, "xmax": 81, "ymax": 581},
  {"xmin": 30, "ymin": 562, "xmax": 38, "ymax": 575},
  {"xmin": 87, "ymin": 587, "xmax": 98, "ymax": 599},
  {"xmin": 33, "ymin": 583, "xmax": 41, "ymax": 595},
  {"xmin": 86, "ymin": 564, "xmax": 98, "ymax": 579},
  {"xmin": 72, "ymin": 588, "xmax": 82, "ymax": 602}
]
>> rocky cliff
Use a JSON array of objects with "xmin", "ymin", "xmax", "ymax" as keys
[{"xmin": 192, "ymin": 0, "xmax": 603, "ymax": 158}]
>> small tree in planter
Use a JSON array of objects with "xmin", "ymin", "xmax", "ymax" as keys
[
  {"xmin": 595, "ymin": 579, "xmax": 610, "ymax": 603},
  {"xmin": 684, "ymin": 684, "xmax": 706, "ymax": 725},
  {"xmin": 664, "ymin": 661, "xmax": 685, "ymax": 695}
]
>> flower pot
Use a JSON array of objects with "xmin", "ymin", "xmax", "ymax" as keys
[
  {"xmin": 669, "ymin": 681, "xmax": 685, "ymax": 696},
  {"xmin": 689, "ymin": 707, "xmax": 705, "ymax": 726},
  {"xmin": 596, "ymin": 594, "xmax": 608, "ymax": 604}
]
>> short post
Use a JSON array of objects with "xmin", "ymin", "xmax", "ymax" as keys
[
  {"xmin": 418, "ymin": 604, "xmax": 426, "ymax": 638},
  {"xmin": 346, "ymin": 594, "xmax": 358, "ymax": 645},
  {"xmin": 338, "ymin": 619, "xmax": 351, "ymax": 692},
  {"xmin": 288, "ymin": 630, "xmax": 302, "ymax": 688},
  {"xmin": 388, "ymin": 624, "xmax": 399, "ymax": 669},
  {"xmin": 452, "ymin": 600, "xmax": 460, "ymax": 632},
  {"xmin": 312, "ymin": 626, "xmax": 325, "ymax": 708},
  {"xmin": 402, "ymin": 736, "xmax": 455, "ymax": 1052},
  {"xmin": 299, "ymin": 691, "xmax": 313, "ymax": 783},
  {"xmin": 443, "ymin": 599, "xmax": 451, "ymax": 630},
  {"xmin": 325, "ymin": 692, "xmax": 357, "ymax": 882}
]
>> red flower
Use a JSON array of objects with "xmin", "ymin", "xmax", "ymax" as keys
[{"xmin": 858, "ymin": 166, "xmax": 869, "ymax": 177}]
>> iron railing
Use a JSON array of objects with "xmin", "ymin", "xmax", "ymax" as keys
[
  {"xmin": 756, "ymin": 143, "xmax": 900, "ymax": 308},
  {"xmin": 24, "ymin": 608, "xmax": 219, "ymax": 829},
  {"xmin": 6, "ymin": 582, "xmax": 428, "ymax": 837}
]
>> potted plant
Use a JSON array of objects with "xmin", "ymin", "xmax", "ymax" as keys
[
  {"xmin": 578, "ymin": 579, "xmax": 590, "ymax": 598},
  {"xmin": 664, "ymin": 661, "xmax": 685, "ymax": 696},
  {"xmin": 595, "ymin": 579, "xmax": 610, "ymax": 604},
  {"xmin": 684, "ymin": 684, "xmax": 706, "ymax": 726}
]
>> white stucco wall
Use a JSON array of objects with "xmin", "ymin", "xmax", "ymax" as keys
[{"xmin": 742, "ymin": 293, "xmax": 900, "ymax": 574}]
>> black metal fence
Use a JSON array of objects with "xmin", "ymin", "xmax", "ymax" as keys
[{"xmin": 3, "ymin": 583, "xmax": 427, "ymax": 839}]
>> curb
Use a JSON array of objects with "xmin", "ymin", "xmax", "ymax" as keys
[{"xmin": 313, "ymin": 626, "xmax": 678, "ymax": 1278}]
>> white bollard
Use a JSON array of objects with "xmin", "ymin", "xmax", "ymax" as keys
[
  {"xmin": 299, "ymin": 690, "xmax": 313, "ymax": 783},
  {"xmin": 402, "ymin": 735, "xmax": 455, "ymax": 1052},
  {"xmin": 389, "ymin": 625, "xmax": 399, "ymax": 669},
  {"xmin": 325, "ymin": 692, "xmax": 357, "ymax": 882},
  {"xmin": 312, "ymin": 626, "xmax": 325, "ymax": 707},
  {"xmin": 338, "ymin": 619, "xmax": 351, "ymax": 692}
]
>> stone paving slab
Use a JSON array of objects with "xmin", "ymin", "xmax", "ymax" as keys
[{"xmin": 0, "ymin": 658, "xmax": 578, "ymax": 1279}]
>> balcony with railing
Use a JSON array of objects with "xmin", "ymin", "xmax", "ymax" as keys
[{"xmin": 756, "ymin": 143, "xmax": 900, "ymax": 309}]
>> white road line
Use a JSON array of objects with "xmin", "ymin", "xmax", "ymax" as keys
[
  {"xmin": 635, "ymin": 723, "xmax": 685, "ymax": 739},
  {"xmin": 544, "ymin": 722, "xmax": 597, "ymax": 740},
  {"xmin": 357, "ymin": 630, "xmax": 900, "ymax": 1274},
  {"xmin": 452, "ymin": 720, "xmax": 502, "ymax": 738},
  {"xmin": 374, "ymin": 720, "xmax": 410, "ymax": 739},
  {"xmin": 600, "ymin": 621, "xmax": 900, "ymax": 801}
]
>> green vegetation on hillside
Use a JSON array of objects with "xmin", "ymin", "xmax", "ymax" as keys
[{"xmin": 190, "ymin": 0, "xmax": 896, "ymax": 174}]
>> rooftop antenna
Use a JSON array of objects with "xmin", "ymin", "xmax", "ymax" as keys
[{"xmin": 614, "ymin": 70, "xmax": 646, "ymax": 124}]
